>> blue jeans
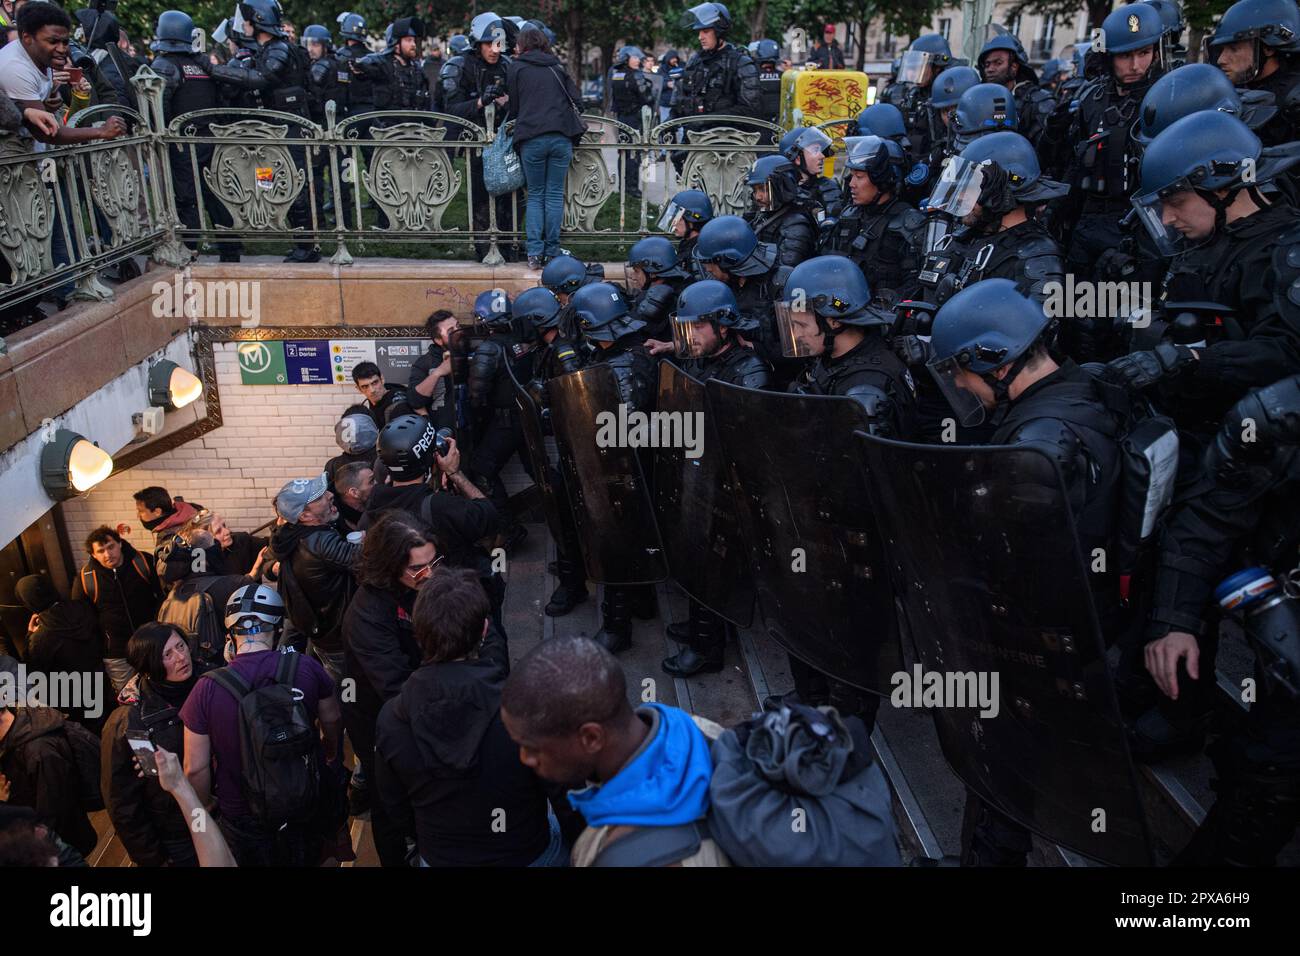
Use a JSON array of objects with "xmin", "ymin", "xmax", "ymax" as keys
[{"xmin": 520, "ymin": 133, "xmax": 573, "ymax": 258}]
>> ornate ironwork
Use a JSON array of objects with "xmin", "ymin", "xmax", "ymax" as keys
[
  {"xmin": 363, "ymin": 123, "xmax": 462, "ymax": 231},
  {"xmin": 678, "ymin": 126, "xmax": 765, "ymax": 218},
  {"xmin": 0, "ymin": 147, "xmax": 55, "ymax": 284},
  {"xmin": 565, "ymin": 127, "xmax": 615, "ymax": 231},
  {"xmin": 202, "ymin": 120, "xmax": 308, "ymax": 231}
]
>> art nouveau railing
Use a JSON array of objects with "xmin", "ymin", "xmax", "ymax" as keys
[{"xmin": 0, "ymin": 64, "xmax": 785, "ymax": 317}]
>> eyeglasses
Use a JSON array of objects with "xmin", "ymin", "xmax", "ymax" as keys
[{"xmin": 405, "ymin": 554, "xmax": 445, "ymax": 583}]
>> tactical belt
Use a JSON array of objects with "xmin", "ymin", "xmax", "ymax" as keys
[{"xmin": 590, "ymin": 818, "xmax": 711, "ymax": 867}]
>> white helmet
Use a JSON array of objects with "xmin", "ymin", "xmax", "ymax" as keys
[{"xmin": 225, "ymin": 584, "xmax": 284, "ymax": 637}]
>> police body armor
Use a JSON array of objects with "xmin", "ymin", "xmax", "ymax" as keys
[
  {"xmin": 747, "ymin": 203, "xmax": 818, "ymax": 271},
  {"xmin": 469, "ymin": 332, "xmax": 536, "ymax": 413},
  {"xmin": 802, "ymin": 177, "xmax": 845, "ymax": 221},
  {"xmin": 213, "ymin": 37, "xmax": 310, "ymax": 116},
  {"xmin": 672, "ymin": 44, "xmax": 760, "ymax": 118},
  {"xmin": 653, "ymin": 361, "xmax": 757, "ymax": 625},
  {"xmin": 527, "ymin": 336, "xmax": 586, "ymax": 410},
  {"xmin": 820, "ymin": 197, "xmax": 926, "ymax": 305},
  {"xmin": 336, "ymin": 41, "xmax": 374, "ymax": 114},
  {"xmin": 442, "ymin": 52, "xmax": 510, "ymax": 133},
  {"xmin": 855, "ymin": 431, "xmax": 1153, "ymax": 866},
  {"xmin": 792, "ymin": 332, "xmax": 918, "ymax": 439},
  {"xmin": 679, "ymin": 341, "xmax": 771, "ymax": 389},
  {"xmin": 757, "ymin": 62, "xmax": 782, "ymax": 123},
  {"xmin": 307, "ymin": 53, "xmax": 340, "ymax": 124},
  {"xmin": 630, "ymin": 282, "xmax": 684, "ymax": 342},
  {"xmin": 508, "ymin": 364, "xmax": 568, "ymax": 546},
  {"xmin": 1011, "ymin": 79, "xmax": 1056, "ymax": 147},
  {"xmin": 610, "ymin": 66, "xmax": 652, "ymax": 125},
  {"xmin": 153, "ymin": 51, "xmax": 218, "ymax": 124},
  {"xmin": 1248, "ymin": 64, "xmax": 1300, "ymax": 145},
  {"xmin": 548, "ymin": 362, "xmax": 667, "ymax": 583},
  {"xmin": 918, "ymin": 219, "xmax": 1065, "ymax": 306},
  {"xmin": 1072, "ymin": 78, "xmax": 1147, "ymax": 210}
]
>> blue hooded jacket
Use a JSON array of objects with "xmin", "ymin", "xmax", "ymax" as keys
[{"xmin": 567, "ymin": 703, "xmax": 713, "ymax": 828}]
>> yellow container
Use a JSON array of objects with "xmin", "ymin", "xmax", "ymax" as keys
[{"xmin": 778, "ymin": 68, "xmax": 872, "ymax": 176}]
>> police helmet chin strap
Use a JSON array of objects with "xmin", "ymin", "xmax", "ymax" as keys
[
  {"xmin": 1194, "ymin": 184, "xmax": 1242, "ymax": 234},
  {"xmin": 980, "ymin": 349, "xmax": 1034, "ymax": 407}
]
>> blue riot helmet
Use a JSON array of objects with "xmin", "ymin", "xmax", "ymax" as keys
[
  {"xmin": 672, "ymin": 280, "xmax": 754, "ymax": 357},
  {"xmin": 928, "ymin": 278, "xmax": 1051, "ymax": 425},
  {"xmin": 977, "ymin": 29, "xmax": 1034, "ymax": 85},
  {"xmin": 951, "ymin": 82, "xmax": 1018, "ymax": 149},
  {"xmin": 681, "ymin": 2, "xmax": 732, "ymax": 35},
  {"xmin": 337, "ymin": 12, "xmax": 366, "ymax": 42},
  {"xmin": 1129, "ymin": 111, "xmax": 1299, "ymax": 256},
  {"xmin": 693, "ymin": 215, "xmax": 774, "ymax": 278},
  {"xmin": 301, "ymin": 23, "xmax": 331, "ymax": 51},
  {"xmin": 850, "ymin": 102, "xmax": 909, "ymax": 145},
  {"xmin": 897, "ymin": 33, "xmax": 953, "ymax": 86},
  {"xmin": 614, "ymin": 46, "xmax": 645, "ymax": 67},
  {"xmin": 929, "ymin": 65, "xmax": 981, "ymax": 110},
  {"xmin": 1205, "ymin": 0, "xmax": 1300, "ymax": 83},
  {"xmin": 541, "ymin": 255, "xmax": 589, "ymax": 299},
  {"xmin": 469, "ymin": 12, "xmax": 506, "ymax": 47},
  {"xmin": 237, "ymin": 0, "xmax": 284, "ymax": 39},
  {"xmin": 658, "ymin": 188, "xmax": 714, "ymax": 233},
  {"xmin": 1133, "ymin": 63, "xmax": 1261, "ymax": 145},
  {"xmin": 514, "ymin": 287, "xmax": 563, "ymax": 332},
  {"xmin": 745, "ymin": 154, "xmax": 801, "ymax": 211},
  {"xmin": 448, "ymin": 33, "xmax": 471, "ymax": 56},
  {"xmin": 1101, "ymin": 2, "xmax": 1166, "ymax": 87},
  {"xmin": 571, "ymin": 282, "xmax": 643, "ymax": 343},
  {"xmin": 957, "ymin": 132, "xmax": 1069, "ymax": 205},
  {"xmin": 778, "ymin": 125, "xmax": 834, "ymax": 176},
  {"xmin": 152, "ymin": 10, "xmax": 195, "ymax": 53},
  {"xmin": 625, "ymin": 236, "xmax": 687, "ymax": 291},
  {"xmin": 776, "ymin": 255, "xmax": 886, "ymax": 357},
  {"xmin": 843, "ymin": 135, "xmax": 908, "ymax": 194},
  {"xmin": 473, "ymin": 288, "xmax": 513, "ymax": 330},
  {"xmin": 754, "ymin": 38, "xmax": 780, "ymax": 63}
]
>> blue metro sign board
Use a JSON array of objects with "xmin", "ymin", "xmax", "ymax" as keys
[{"xmin": 283, "ymin": 340, "xmax": 333, "ymax": 384}]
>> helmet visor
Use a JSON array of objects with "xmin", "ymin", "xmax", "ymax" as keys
[
  {"xmin": 1130, "ymin": 189, "xmax": 1187, "ymax": 257},
  {"xmin": 925, "ymin": 355, "xmax": 987, "ymax": 428},
  {"xmin": 657, "ymin": 201, "xmax": 685, "ymax": 232},
  {"xmin": 774, "ymin": 302, "xmax": 823, "ymax": 358},
  {"xmin": 623, "ymin": 263, "xmax": 648, "ymax": 291},
  {"xmin": 898, "ymin": 50, "xmax": 934, "ymax": 85},
  {"xmin": 928, "ymin": 156, "xmax": 985, "ymax": 218},
  {"xmin": 670, "ymin": 316, "xmax": 712, "ymax": 358}
]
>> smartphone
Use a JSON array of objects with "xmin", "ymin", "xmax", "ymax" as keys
[
  {"xmin": 126, "ymin": 730, "xmax": 159, "ymax": 776},
  {"xmin": 66, "ymin": 67, "xmax": 83, "ymax": 85}
]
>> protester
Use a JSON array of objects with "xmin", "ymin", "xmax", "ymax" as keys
[
  {"xmin": 506, "ymin": 26, "xmax": 586, "ymax": 270},
  {"xmin": 14, "ymin": 574, "xmax": 104, "ymax": 731},
  {"xmin": 133, "ymin": 486, "xmax": 204, "ymax": 550},
  {"xmin": 375, "ymin": 567, "xmax": 564, "ymax": 866},
  {"xmin": 501, "ymin": 636, "xmax": 727, "ymax": 866},
  {"xmin": 71, "ymin": 526, "xmax": 163, "ymax": 695},
  {"xmin": 101, "ymin": 622, "xmax": 208, "ymax": 867}
]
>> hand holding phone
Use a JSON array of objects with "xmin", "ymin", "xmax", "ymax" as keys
[
  {"xmin": 66, "ymin": 67, "xmax": 84, "ymax": 86},
  {"xmin": 126, "ymin": 730, "xmax": 159, "ymax": 777}
]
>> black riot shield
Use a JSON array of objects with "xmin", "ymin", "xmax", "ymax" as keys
[
  {"xmin": 855, "ymin": 433, "xmax": 1153, "ymax": 866},
  {"xmin": 653, "ymin": 362, "xmax": 755, "ymax": 627},
  {"xmin": 507, "ymin": 364, "xmax": 567, "ymax": 544},
  {"xmin": 549, "ymin": 364, "xmax": 668, "ymax": 585},
  {"xmin": 706, "ymin": 380, "xmax": 903, "ymax": 694}
]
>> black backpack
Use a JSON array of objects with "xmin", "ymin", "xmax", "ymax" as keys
[{"xmin": 205, "ymin": 650, "xmax": 320, "ymax": 824}]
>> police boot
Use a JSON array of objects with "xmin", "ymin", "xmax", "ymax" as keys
[
  {"xmin": 1173, "ymin": 760, "xmax": 1300, "ymax": 867},
  {"xmin": 544, "ymin": 556, "xmax": 588, "ymax": 617},
  {"xmin": 285, "ymin": 244, "xmax": 321, "ymax": 263},
  {"xmin": 1128, "ymin": 704, "xmax": 1212, "ymax": 764},
  {"xmin": 662, "ymin": 605, "xmax": 725, "ymax": 677},
  {"xmin": 593, "ymin": 586, "xmax": 634, "ymax": 654},
  {"xmin": 629, "ymin": 584, "xmax": 658, "ymax": 620},
  {"xmin": 959, "ymin": 792, "xmax": 1032, "ymax": 867}
]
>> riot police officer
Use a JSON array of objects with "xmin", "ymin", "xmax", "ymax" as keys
[
  {"xmin": 1055, "ymin": 41, "xmax": 1092, "ymax": 106},
  {"xmin": 422, "ymin": 37, "xmax": 444, "ymax": 107},
  {"xmin": 442, "ymin": 11, "xmax": 519, "ymax": 261},
  {"xmin": 151, "ymin": 10, "xmax": 240, "ymax": 262},
  {"xmin": 922, "ymin": 132, "xmax": 1068, "ymax": 304},
  {"xmin": 334, "ymin": 12, "xmax": 371, "ymax": 117},
  {"xmin": 950, "ymin": 82, "xmax": 1019, "ymax": 151},
  {"xmin": 1143, "ymin": 374, "xmax": 1300, "ymax": 864},
  {"xmin": 211, "ymin": 0, "xmax": 318, "ymax": 262},
  {"xmin": 301, "ymin": 24, "xmax": 339, "ymax": 223},
  {"xmin": 352, "ymin": 16, "xmax": 429, "ymax": 111},
  {"xmin": 779, "ymin": 126, "xmax": 843, "ymax": 221},
  {"xmin": 694, "ymin": 215, "xmax": 790, "ymax": 376},
  {"xmin": 542, "ymin": 254, "xmax": 605, "ymax": 339},
  {"xmin": 928, "ymin": 279, "xmax": 1130, "ymax": 865},
  {"xmin": 882, "ymin": 33, "xmax": 953, "ymax": 162},
  {"xmin": 670, "ymin": 3, "xmax": 762, "ymax": 121},
  {"xmin": 609, "ymin": 45, "xmax": 656, "ymax": 198},
  {"xmin": 743, "ymin": 155, "xmax": 818, "ymax": 271},
  {"xmin": 848, "ymin": 102, "xmax": 910, "ymax": 148},
  {"xmin": 1205, "ymin": 0, "xmax": 1300, "ymax": 144},
  {"xmin": 913, "ymin": 65, "xmax": 981, "ymax": 203},
  {"xmin": 1039, "ymin": 58, "xmax": 1069, "ymax": 97},
  {"xmin": 1147, "ymin": 0, "xmax": 1188, "ymax": 70},
  {"xmin": 624, "ymin": 236, "xmax": 690, "ymax": 342},
  {"xmin": 752, "ymin": 37, "xmax": 782, "ymax": 124},
  {"xmin": 975, "ymin": 30, "xmax": 1056, "ymax": 148},
  {"xmin": 1110, "ymin": 111, "xmax": 1300, "ymax": 444},
  {"xmin": 1043, "ymin": 3, "xmax": 1166, "ymax": 287},
  {"xmin": 661, "ymin": 279, "xmax": 772, "ymax": 677},
  {"xmin": 773, "ymin": 255, "xmax": 919, "ymax": 723},
  {"xmin": 657, "ymin": 188, "xmax": 713, "ymax": 278},
  {"xmin": 467, "ymin": 289, "xmax": 535, "ymax": 552},
  {"xmin": 819, "ymin": 135, "xmax": 925, "ymax": 307},
  {"xmin": 570, "ymin": 282, "xmax": 659, "ymax": 653}
]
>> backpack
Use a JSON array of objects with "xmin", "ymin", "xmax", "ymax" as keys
[
  {"xmin": 156, "ymin": 577, "xmax": 228, "ymax": 668},
  {"xmin": 79, "ymin": 550, "xmax": 151, "ymax": 604},
  {"xmin": 61, "ymin": 719, "xmax": 105, "ymax": 812},
  {"xmin": 205, "ymin": 649, "xmax": 320, "ymax": 825}
]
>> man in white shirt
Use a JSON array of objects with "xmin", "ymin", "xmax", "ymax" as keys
[{"xmin": 0, "ymin": 2, "xmax": 125, "ymax": 148}]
